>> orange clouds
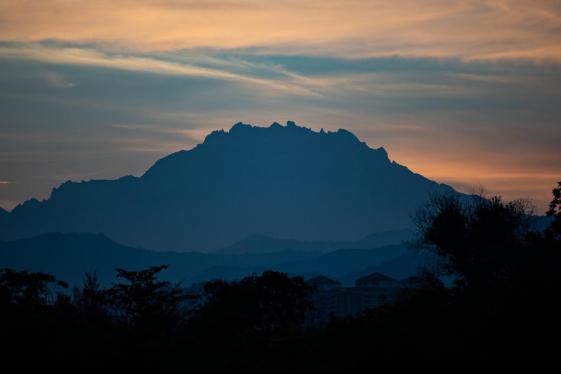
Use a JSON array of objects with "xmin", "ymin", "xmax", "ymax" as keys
[
  {"xmin": 0, "ymin": 1, "xmax": 560, "ymax": 211},
  {"xmin": 1, "ymin": 0, "xmax": 561, "ymax": 61}
]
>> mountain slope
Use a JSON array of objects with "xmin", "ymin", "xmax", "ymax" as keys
[
  {"xmin": 0, "ymin": 232, "xmax": 415, "ymax": 286},
  {"xmin": 0, "ymin": 232, "xmax": 211, "ymax": 285},
  {"xmin": 0, "ymin": 121, "xmax": 457, "ymax": 251},
  {"xmin": 216, "ymin": 228, "xmax": 414, "ymax": 254}
]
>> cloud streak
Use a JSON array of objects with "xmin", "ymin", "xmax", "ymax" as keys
[
  {"xmin": 38, "ymin": 71, "xmax": 75, "ymax": 88},
  {"xmin": 0, "ymin": 2, "xmax": 560, "ymax": 211},
  {"xmin": 0, "ymin": 44, "xmax": 325, "ymax": 96},
  {"xmin": 1, "ymin": 1, "xmax": 561, "ymax": 61}
]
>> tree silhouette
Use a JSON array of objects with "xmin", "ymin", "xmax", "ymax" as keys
[
  {"xmin": 196, "ymin": 271, "xmax": 313, "ymax": 334},
  {"xmin": 416, "ymin": 194, "xmax": 530, "ymax": 290},
  {"xmin": 72, "ymin": 271, "xmax": 107, "ymax": 318},
  {"xmin": 2, "ymin": 182, "xmax": 561, "ymax": 369},
  {"xmin": 106, "ymin": 265, "xmax": 188, "ymax": 330},
  {"xmin": 0, "ymin": 268, "xmax": 67, "ymax": 308},
  {"xmin": 547, "ymin": 180, "xmax": 561, "ymax": 238}
]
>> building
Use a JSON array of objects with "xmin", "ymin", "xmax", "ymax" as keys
[
  {"xmin": 355, "ymin": 272, "xmax": 399, "ymax": 288},
  {"xmin": 307, "ymin": 272, "xmax": 404, "ymax": 323},
  {"xmin": 307, "ymin": 275, "xmax": 342, "ymax": 291}
]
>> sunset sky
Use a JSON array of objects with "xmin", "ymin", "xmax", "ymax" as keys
[{"xmin": 1, "ymin": 0, "xmax": 560, "ymax": 211}]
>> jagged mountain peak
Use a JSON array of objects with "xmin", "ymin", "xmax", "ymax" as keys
[
  {"xmin": 144, "ymin": 121, "xmax": 388, "ymax": 180},
  {"xmin": 0, "ymin": 121, "xmax": 457, "ymax": 251},
  {"xmin": 199, "ymin": 121, "xmax": 369, "ymax": 148}
]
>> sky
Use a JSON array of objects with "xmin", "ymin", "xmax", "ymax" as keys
[{"xmin": 0, "ymin": 0, "xmax": 560, "ymax": 211}]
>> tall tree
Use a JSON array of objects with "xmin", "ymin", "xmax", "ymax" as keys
[{"xmin": 107, "ymin": 265, "xmax": 187, "ymax": 330}]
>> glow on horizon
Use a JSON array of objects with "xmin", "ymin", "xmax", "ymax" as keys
[{"xmin": 0, "ymin": 0, "xmax": 560, "ymax": 212}]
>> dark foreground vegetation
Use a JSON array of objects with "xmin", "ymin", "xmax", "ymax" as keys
[{"xmin": 2, "ymin": 182, "xmax": 561, "ymax": 370}]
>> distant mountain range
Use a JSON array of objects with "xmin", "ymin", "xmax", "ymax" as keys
[
  {"xmin": 0, "ymin": 121, "xmax": 458, "ymax": 251},
  {"xmin": 216, "ymin": 228, "xmax": 414, "ymax": 254},
  {"xmin": 0, "ymin": 232, "xmax": 429, "ymax": 286}
]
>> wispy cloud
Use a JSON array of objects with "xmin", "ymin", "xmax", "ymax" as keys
[
  {"xmin": 0, "ymin": 2, "xmax": 560, "ymax": 210},
  {"xmin": 0, "ymin": 44, "xmax": 321, "ymax": 96},
  {"xmin": 1, "ymin": 1, "xmax": 561, "ymax": 61},
  {"xmin": 112, "ymin": 123, "xmax": 211, "ymax": 144},
  {"xmin": 38, "ymin": 71, "xmax": 75, "ymax": 88}
]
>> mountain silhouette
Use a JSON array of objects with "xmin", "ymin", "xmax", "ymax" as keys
[
  {"xmin": 0, "ymin": 121, "xmax": 457, "ymax": 251},
  {"xmin": 0, "ymin": 232, "xmax": 421, "ymax": 286},
  {"xmin": 217, "ymin": 229, "xmax": 414, "ymax": 254}
]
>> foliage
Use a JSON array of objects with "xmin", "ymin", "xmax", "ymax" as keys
[
  {"xmin": 1, "ymin": 181, "xmax": 561, "ymax": 369},
  {"xmin": 416, "ymin": 194, "xmax": 534, "ymax": 289},
  {"xmin": 0, "ymin": 268, "xmax": 67, "ymax": 307},
  {"xmin": 194, "ymin": 271, "xmax": 313, "ymax": 334},
  {"xmin": 546, "ymin": 180, "xmax": 561, "ymax": 237},
  {"xmin": 105, "ymin": 265, "xmax": 189, "ymax": 330}
]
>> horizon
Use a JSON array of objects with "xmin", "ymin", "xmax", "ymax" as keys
[
  {"xmin": 0, "ymin": 119, "xmax": 557, "ymax": 213},
  {"xmin": 1, "ymin": 3, "xmax": 561, "ymax": 368},
  {"xmin": 1, "ymin": 1, "xmax": 561, "ymax": 211}
]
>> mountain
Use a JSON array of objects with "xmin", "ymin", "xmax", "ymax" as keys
[
  {"xmin": 0, "ymin": 232, "xmax": 210, "ymax": 285},
  {"xmin": 216, "ymin": 228, "xmax": 414, "ymax": 254},
  {"xmin": 0, "ymin": 121, "xmax": 457, "ymax": 251},
  {"xmin": 0, "ymin": 232, "xmax": 419, "ymax": 286},
  {"xmin": 339, "ymin": 252, "xmax": 438, "ymax": 284}
]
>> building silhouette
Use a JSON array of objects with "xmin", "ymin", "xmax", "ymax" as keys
[{"xmin": 308, "ymin": 272, "xmax": 409, "ymax": 322}]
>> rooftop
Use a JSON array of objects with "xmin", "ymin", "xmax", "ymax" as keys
[{"xmin": 355, "ymin": 272, "xmax": 397, "ymax": 285}]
